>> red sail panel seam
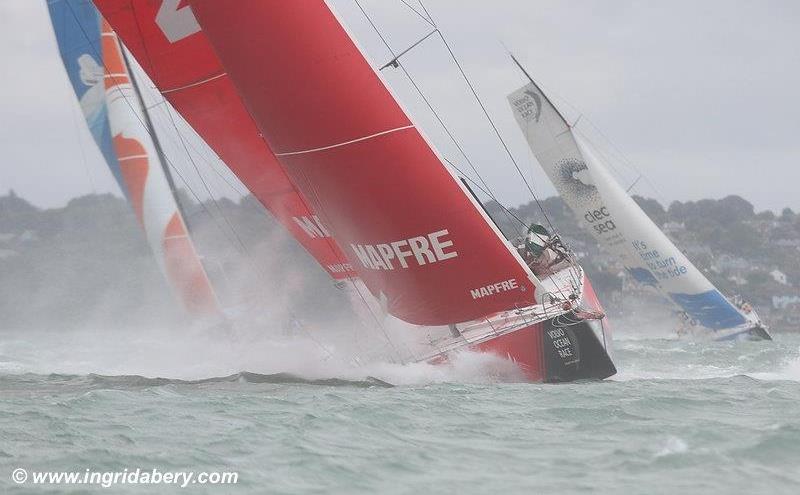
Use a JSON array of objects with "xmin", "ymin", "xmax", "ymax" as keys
[
  {"xmin": 162, "ymin": 71, "xmax": 227, "ymax": 93},
  {"xmin": 274, "ymin": 125, "xmax": 415, "ymax": 157}
]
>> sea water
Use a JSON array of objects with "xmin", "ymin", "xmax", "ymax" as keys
[{"xmin": 1, "ymin": 329, "xmax": 799, "ymax": 494}]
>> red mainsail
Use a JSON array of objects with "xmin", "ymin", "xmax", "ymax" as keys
[
  {"xmin": 188, "ymin": 0, "xmax": 540, "ymax": 326},
  {"xmin": 93, "ymin": 0, "xmax": 356, "ymax": 280}
]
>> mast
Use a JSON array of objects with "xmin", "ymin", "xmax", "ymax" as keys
[
  {"xmin": 119, "ymin": 45, "xmax": 192, "ymax": 230},
  {"xmin": 46, "ymin": 1, "xmax": 221, "ymax": 317},
  {"xmin": 508, "ymin": 53, "xmax": 572, "ymax": 128}
]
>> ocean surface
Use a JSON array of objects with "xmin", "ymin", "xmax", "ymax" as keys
[{"xmin": 1, "ymin": 328, "xmax": 800, "ymax": 494}]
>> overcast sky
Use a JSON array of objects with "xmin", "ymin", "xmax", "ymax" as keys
[{"xmin": 1, "ymin": 0, "xmax": 798, "ymax": 212}]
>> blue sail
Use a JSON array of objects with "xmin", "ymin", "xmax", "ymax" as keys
[
  {"xmin": 46, "ymin": 0, "xmax": 127, "ymax": 197},
  {"xmin": 669, "ymin": 290, "xmax": 747, "ymax": 330}
]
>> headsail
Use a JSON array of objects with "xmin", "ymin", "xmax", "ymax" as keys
[
  {"xmin": 507, "ymin": 59, "xmax": 753, "ymax": 334},
  {"xmin": 92, "ymin": 0, "xmax": 356, "ymax": 281},
  {"xmin": 46, "ymin": 0, "xmax": 219, "ymax": 316},
  {"xmin": 186, "ymin": 0, "xmax": 544, "ymax": 326}
]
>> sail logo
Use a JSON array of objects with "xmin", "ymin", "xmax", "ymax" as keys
[
  {"xmin": 292, "ymin": 215, "xmax": 331, "ymax": 239},
  {"xmin": 583, "ymin": 206, "xmax": 616, "ymax": 235},
  {"xmin": 470, "ymin": 278, "xmax": 519, "ymax": 299},
  {"xmin": 511, "ymin": 89, "xmax": 542, "ymax": 123},
  {"xmin": 327, "ymin": 263, "xmax": 353, "ymax": 274},
  {"xmin": 350, "ymin": 229, "xmax": 458, "ymax": 271},
  {"xmin": 558, "ymin": 158, "xmax": 599, "ymax": 206}
]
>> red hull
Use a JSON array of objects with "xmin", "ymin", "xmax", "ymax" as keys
[{"xmin": 474, "ymin": 323, "xmax": 545, "ymax": 382}]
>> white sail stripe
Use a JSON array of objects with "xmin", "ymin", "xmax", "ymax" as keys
[
  {"xmin": 164, "ymin": 234, "xmax": 189, "ymax": 241},
  {"xmin": 117, "ymin": 154, "xmax": 150, "ymax": 162},
  {"xmin": 274, "ymin": 125, "xmax": 415, "ymax": 157},
  {"xmin": 162, "ymin": 72, "xmax": 228, "ymax": 94},
  {"xmin": 104, "ymin": 73, "xmax": 129, "ymax": 79}
]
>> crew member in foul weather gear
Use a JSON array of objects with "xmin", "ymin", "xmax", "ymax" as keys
[{"xmin": 518, "ymin": 224, "xmax": 569, "ymax": 277}]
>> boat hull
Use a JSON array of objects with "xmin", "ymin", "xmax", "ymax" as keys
[
  {"xmin": 713, "ymin": 324, "xmax": 773, "ymax": 342},
  {"xmin": 474, "ymin": 317, "xmax": 616, "ymax": 383}
]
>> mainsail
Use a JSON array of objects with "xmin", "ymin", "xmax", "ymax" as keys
[
  {"xmin": 507, "ymin": 59, "xmax": 766, "ymax": 339},
  {"xmin": 46, "ymin": 0, "xmax": 219, "ymax": 317},
  {"xmin": 94, "ymin": 0, "xmax": 617, "ymax": 382},
  {"xmin": 186, "ymin": 0, "xmax": 546, "ymax": 326},
  {"xmin": 91, "ymin": 0, "xmax": 356, "ymax": 281}
]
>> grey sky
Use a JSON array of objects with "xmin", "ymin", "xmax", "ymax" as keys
[{"xmin": 1, "ymin": 0, "xmax": 798, "ymax": 212}]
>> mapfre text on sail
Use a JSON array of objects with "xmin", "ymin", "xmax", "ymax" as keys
[{"xmin": 350, "ymin": 229, "xmax": 458, "ymax": 270}]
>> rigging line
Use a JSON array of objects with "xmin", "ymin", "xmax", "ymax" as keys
[
  {"xmin": 417, "ymin": 11, "xmax": 575, "ymax": 292},
  {"xmin": 584, "ymin": 125, "xmax": 668, "ymax": 205},
  {"xmin": 353, "ymin": 0, "xmax": 524, "ymax": 239},
  {"xmin": 292, "ymin": 163, "xmax": 408, "ymax": 364},
  {"xmin": 162, "ymin": 101, "xmax": 250, "ymax": 252},
  {"xmin": 416, "ymin": 2, "xmax": 556, "ymax": 231},
  {"xmin": 357, "ymin": 0, "xmax": 579, "ymax": 297},
  {"xmin": 397, "ymin": 64, "xmax": 524, "ymax": 239},
  {"xmin": 415, "ymin": 0, "xmax": 435, "ymax": 26},
  {"xmin": 164, "ymin": 4, "xmax": 404, "ymax": 362},
  {"xmin": 145, "ymin": 99, "xmax": 166, "ymax": 110},
  {"xmin": 443, "ymin": 158, "xmax": 528, "ymax": 229},
  {"xmin": 122, "ymin": 47, "xmax": 193, "ymax": 229},
  {"xmin": 626, "ymin": 174, "xmax": 643, "ymax": 193},
  {"xmin": 79, "ymin": 7, "xmax": 346, "ymax": 360},
  {"xmin": 63, "ymin": 2, "xmax": 247, "ymax": 255},
  {"xmin": 379, "ymin": 29, "xmax": 438, "ymax": 70},
  {"xmin": 132, "ymin": 68, "xmax": 247, "ymax": 255},
  {"xmin": 144, "ymin": 95, "xmax": 250, "ymax": 198},
  {"xmin": 543, "ymin": 85, "xmax": 667, "ymax": 204},
  {"xmin": 398, "ymin": 0, "xmax": 435, "ymax": 26},
  {"xmin": 357, "ymin": 8, "xmax": 576, "ymax": 309},
  {"xmin": 124, "ymin": 8, "xmax": 377, "ymax": 343},
  {"xmin": 416, "ymin": 3, "xmax": 583, "ymax": 290},
  {"xmin": 431, "ymin": 28, "xmax": 558, "ymax": 233},
  {"xmin": 65, "ymin": 88, "xmax": 97, "ymax": 195}
]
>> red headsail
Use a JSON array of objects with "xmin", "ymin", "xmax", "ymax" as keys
[
  {"xmin": 93, "ymin": 0, "xmax": 355, "ymax": 280},
  {"xmin": 188, "ymin": 0, "xmax": 539, "ymax": 325}
]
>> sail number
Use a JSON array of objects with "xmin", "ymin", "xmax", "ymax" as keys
[
  {"xmin": 584, "ymin": 206, "xmax": 616, "ymax": 235},
  {"xmin": 156, "ymin": 0, "xmax": 201, "ymax": 43}
]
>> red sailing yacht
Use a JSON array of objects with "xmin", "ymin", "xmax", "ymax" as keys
[{"xmin": 96, "ymin": 0, "xmax": 615, "ymax": 382}]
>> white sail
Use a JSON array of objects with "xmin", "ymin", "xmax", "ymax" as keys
[{"xmin": 508, "ymin": 78, "xmax": 758, "ymax": 336}]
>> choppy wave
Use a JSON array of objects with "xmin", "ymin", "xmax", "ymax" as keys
[{"xmin": 2, "ymin": 332, "xmax": 800, "ymax": 494}]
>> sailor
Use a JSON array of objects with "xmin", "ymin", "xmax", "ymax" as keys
[{"xmin": 518, "ymin": 224, "xmax": 568, "ymax": 277}]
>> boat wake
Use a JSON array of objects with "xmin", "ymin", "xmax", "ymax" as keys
[
  {"xmin": 611, "ymin": 334, "xmax": 800, "ymax": 382},
  {"xmin": 0, "ymin": 323, "xmax": 528, "ymax": 387}
]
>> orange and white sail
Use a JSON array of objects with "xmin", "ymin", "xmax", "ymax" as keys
[
  {"xmin": 47, "ymin": 0, "xmax": 219, "ymax": 318},
  {"xmin": 101, "ymin": 20, "xmax": 219, "ymax": 317},
  {"xmin": 93, "ymin": 0, "xmax": 356, "ymax": 282}
]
